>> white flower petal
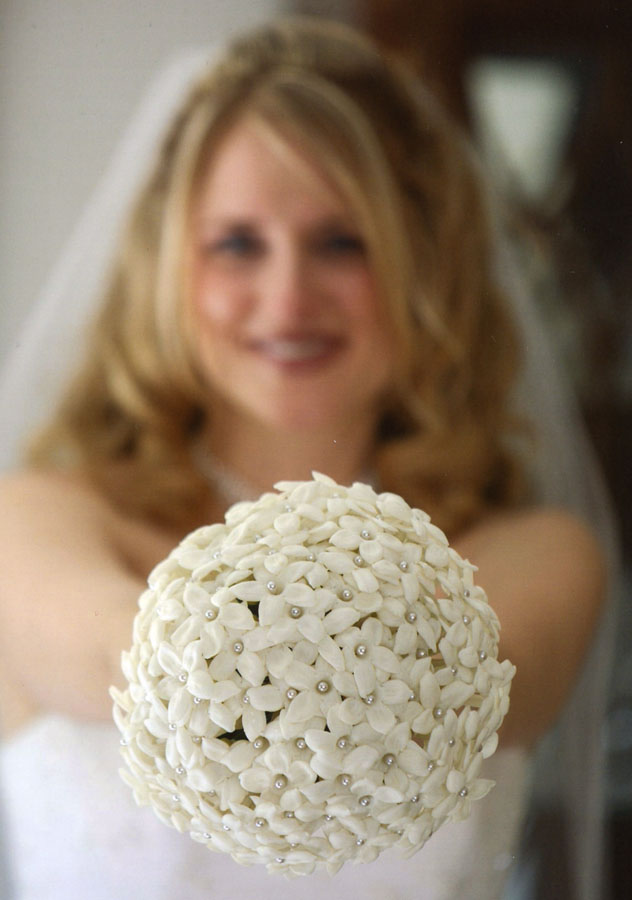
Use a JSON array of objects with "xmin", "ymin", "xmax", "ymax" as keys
[
  {"xmin": 297, "ymin": 614, "xmax": 325, "ymax": 643},
  {"xmin": 419, "ymin": 672, "xmax": 441, "ymax": 709},
  {"xmin": 367, "ymin": 704, "xmax": 396, "ymax": 734},
  {"xmin": 354, "ymin": 659, "xmax": 376, "ymax": 697},
  {"xmin": 344, "ymin": 745, "xmax": 379, "ymax": 775},
  {"xmin": 247, "ymin": 685, "xmax": 284, "ymax": 711},
  {"xmin": 286, "ymin": 690, "xmax": 321, "ymax": 722}
]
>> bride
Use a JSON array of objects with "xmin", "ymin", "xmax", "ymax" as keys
[{"xmin": 0, "ymin": 17, "xmax": 609, "ymax": 899}]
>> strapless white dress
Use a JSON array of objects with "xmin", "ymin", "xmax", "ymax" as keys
[{"xmin": 0, "ymin": 715, "xmax": 530, "ymax": 900}]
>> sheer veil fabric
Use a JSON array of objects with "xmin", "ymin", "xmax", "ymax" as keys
[{"xmin": 0, "ymin": 43, "xmax": 617, "ymax": 899}]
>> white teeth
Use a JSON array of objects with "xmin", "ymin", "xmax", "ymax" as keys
[{"xmin": 258, "ymin": 338, "xmax": 332, "ymax": 362}]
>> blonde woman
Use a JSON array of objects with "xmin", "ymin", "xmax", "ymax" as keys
[{"xmin": 0, "ymin": 17, "xmax": 608, "ymax": 899}]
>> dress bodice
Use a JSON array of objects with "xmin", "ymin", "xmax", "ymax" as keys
[{"xmin": 0, "ymin": 715, "xmax": 530, "ymax": 900}]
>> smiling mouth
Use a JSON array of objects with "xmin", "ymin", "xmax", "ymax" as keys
[{"xmin": 250, "ymin": 336, "xmax": 343, "ymax": 365}]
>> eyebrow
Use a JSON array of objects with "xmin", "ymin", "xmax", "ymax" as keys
[{"xmin": 195, "ymin": 213, "xmax": 359, "ymax": 232}]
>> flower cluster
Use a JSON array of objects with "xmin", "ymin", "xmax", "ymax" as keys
[{"xmin": 112, "ymin": 473, "xmax": 514, "ymax": 876}]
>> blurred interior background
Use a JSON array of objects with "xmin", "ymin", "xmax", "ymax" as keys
[{"xmin": 1, "ymin": 1, "xmax": 630, "ymax": 897}]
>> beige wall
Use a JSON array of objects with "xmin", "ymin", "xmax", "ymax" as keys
[{"xmin": 0, "ymin": 0, "xmax": 280, "ymax": 362}]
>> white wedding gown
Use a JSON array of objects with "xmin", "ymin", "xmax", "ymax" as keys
[{"xmin": 0, "ymin": 714, "xmax": 530, "ymax": 900}]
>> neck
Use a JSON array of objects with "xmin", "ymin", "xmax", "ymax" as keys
[{"xmin": 199, "ymin": 411, "xmax": 377, "ymax": 503}]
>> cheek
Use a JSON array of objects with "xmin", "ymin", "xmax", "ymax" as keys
[{"xmin": 191, "ymin": 270, "xmax": 240, "ymax": 331}]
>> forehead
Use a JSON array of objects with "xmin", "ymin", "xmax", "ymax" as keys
[{"xmin": 194, "ymin": 118, "xmax": 353, "ymax": 224}]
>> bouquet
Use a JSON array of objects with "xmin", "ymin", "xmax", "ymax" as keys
[{"xmin": 112, "ymin": 473, "xmax": 514, "ymax": 875}]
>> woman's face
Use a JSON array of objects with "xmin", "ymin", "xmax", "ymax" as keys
[{"xmin": 188, "ymin": 119, "xmax": 395, "ymax": 436}]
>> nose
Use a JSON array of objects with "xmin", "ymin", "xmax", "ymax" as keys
[{"xmin": 257, "ymin": 242, "xmax": 318, "ymax": 328}]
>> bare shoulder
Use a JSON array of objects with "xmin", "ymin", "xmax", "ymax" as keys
[
  {"xmin": 457, "ymin": 505, "xmax": 607, "ymax": 643},
  {"xmin": 0, "ymin": 466, "xmax": 113, "ymax": 525},
  {"xmin": 456, "ymin": 507, "xmax": 607, "ymax": 745},
  {"xmin": 0, "ymin": 466, "xmax": 122, "ymax": 569},
  {"xmin": 0, "ymin": 468, "xmax": 152, "ymax": 722},
  {"xmin": 457, "ymin": 506, "xmax": 605, "ymax": 594}
]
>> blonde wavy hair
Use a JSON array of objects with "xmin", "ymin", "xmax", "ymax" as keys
[{"xmin": 28, "ymin": 17, "xmax": 526, "ymax": 536}]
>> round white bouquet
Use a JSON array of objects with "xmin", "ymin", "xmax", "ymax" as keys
[{"xmin": 112, "ymin": 473, "xmax": 514, "ymax": 876}]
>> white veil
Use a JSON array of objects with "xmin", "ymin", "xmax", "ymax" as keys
[
  {"xmin": 0, "ymin": 38, "xmax": 617, "ymax": 900},
  {"xmin": 496, "ymin": 243, "xmax": 618, "ymax": 899}
]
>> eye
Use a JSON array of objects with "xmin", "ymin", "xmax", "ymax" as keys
[
  {"xmin": 318, "ymin": 231, "xmax": 366, "ymax": 257},
  {"xmin": 202, "ymin": 229, "xmax": 262, "ymax": 259}
]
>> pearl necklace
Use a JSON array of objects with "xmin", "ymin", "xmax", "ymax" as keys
[
  {"xmin": 193, "ymin": 445, "xmax": 379, "ymax": 508},
  {"xmin": 193, "ymin": 447, "xmax": 263, "ymax": 506}
]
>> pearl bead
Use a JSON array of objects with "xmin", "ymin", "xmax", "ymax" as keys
[
  {"xmin": 383, "ymin": 753, "xmax": 395, "ymax": 766},
  {"xmin": 286, "ymin": 688, "xmax": 298, "ymax": 700},
  {"xmin": 253, "ymin": 737, "xmax": 266, "ymax": 750},
  {"xmin": 192, "ymin": 736, "xmax": 202, "ymax": 743},
  {"xmin": 427, "ymin": 761, "xmax": 435, "ymax": 771},
  {"xmin": 359, "ymin": 795, "xmax": 371, "ymax": 807},
  {"xmin": 478, "ymin": 650, "xmax": 487, "ymax": 661},
  {"xmin": 355, "ymin": 643, "xmax": 368, "ymax": 657},
  {"xmin": 255, "ymin": 818, "xmax": 265, "ymax": 828},
  {"xmin": 361, "ymin": 529, "xmax": 371, "ymax": 539},
  {"xmin": 365, "ymin": 693, "xmax": 376, "ymax": 705},
  {"xmin": 448, "ymin": 738, "xmax": 455, "ymax": 747},
  {"xmin": 274, "ymin": 775, "xmax": 288, "ymax": 790},
  {"xmin": 356, "ymin": 838, "xmax": 365, "ymax": 846},
  {"xmin": 336, "ymin": 737, "xmax": 348, "ymax": 749},
  {"xmin": 459, "ymin": 788, "xmax": 469, "ymax": 798},
  {"xmin": 399, "ymin": 561, "xmax": 409, "ymax": 571},
  {"xmin": 353, "ymin": 555, "xmax": 365, "ymax": 567},
  {"xmin": 178, "ymin": 673, "xmax": 187, "ymax": 683},
  {"xmin": 405, "ymin": 610, "xmax": 417, "ymax": 623},
  {"xmin": 168, "ymin": 723, "xmax": 177, "ymax": 731},
  {"xmin": 433, "ymin": 707, "xmax": 445, "ymax": 719},
  {"xmin": 338, "ymin": 774, "xmax": 351, "ymax": 787},
  {"xmin": 267, "ymin": 580, "xmax": 279, "ymax": 593},
  {"xmin": 205, "ymin": 609, "xmax": 217, "ymax": 620},
  {"xmin": 340, "ymin": 589, "xmax": 353, "ymax": 601},
  {"xmin": 416, "ymin": 648, "xmax": 428, "ymax": 658},
  {"xmin": 284, "ymin": 811, "xmax": 295, "ymax": 818},
  {"xmin": 243, "ymin": 695, "xmax": 250, "ymax": 704},
  {"xmin": 119, "ymin": 738, "xmax": 128, "ymax": 746},
  {"xmin": 325, "ymin": 814, "xmax": 333, "ymax": 821},
  {"xmin": 450, "ymin": 665, "xmax": 458, "ymax": 675},
  {"xmin": 411, "ymin": 795, "xmax": 419, "ymax": 803},
  {"xmin": 203, "ymin": 832, "xmax": 211, "ymax": 839},
  {"xmin": 232, "ymin": 641, "xmax": 244, "ymax": 654},
  {"xmin": 212, "ymin": 550, "xmax": 221, "ymax": 559},
  {"xmin": 316, "ymin": 680, "xmax": 330, "ymax": 693},
  {"xmin": 464, "ymin": 589, "xmax": 471, "ymax": 598},
  {"xmin": 172, "ymin": 794, "xmax": 180, "ymax": 802},
  {"xmin": 223, "ymin": 824, "xmax": 230, "ymax": 831},
  {"xmin": 462, "ymin": 615, "xmax": 471, "ymax": 625},
  {"xmin": 289, "ymin": 606, "xmax": 302, "ymax": 619},
  {"xmin": 175, "ymin": 765, "xmax": 185, "ymax": 775},
  {"xmin": 276, "ymin": 857, "xmax": 285, "ymax": 864},
  {"xmin": 295, "ymin": 738, "xmax": 307, "ymax": 750},
  {"xmin": 307, "ymin": 553, "xmax": 316, "ymax": 561}
]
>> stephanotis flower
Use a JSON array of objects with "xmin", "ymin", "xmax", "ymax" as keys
[{"xmin": 112, "ymin": 473, "xmax": 514, "ymax": 876}]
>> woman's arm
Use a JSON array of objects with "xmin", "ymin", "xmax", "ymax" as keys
[
  {"xmin": 0, "ymin": 470, "xmax": 147, "ymax": 721},
  {"xmin": 455, "ymin": 507, "xmax": 607, "ymax": 747}
]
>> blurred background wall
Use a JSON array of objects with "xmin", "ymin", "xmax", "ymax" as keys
[
  {"xmin": 1, "ymin": 1, "xmax": 630, "ymax": 897},
  {"xmin": 0, "ymin": 0, "xmax": 280, "ymax": 362}
]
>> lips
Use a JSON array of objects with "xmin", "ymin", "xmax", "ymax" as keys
[{"xmin": 248, "ymin": 335, "xmax": 343, "ymax": 365}]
